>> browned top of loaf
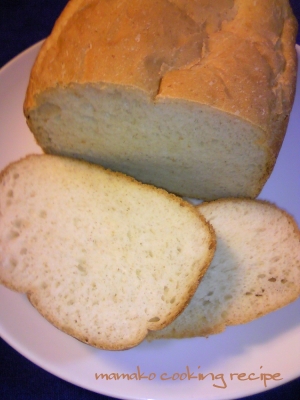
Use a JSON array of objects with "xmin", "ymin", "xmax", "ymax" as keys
[{"xmin": 25, "ymin": 0, "xmax": 297, "ymax": 146}]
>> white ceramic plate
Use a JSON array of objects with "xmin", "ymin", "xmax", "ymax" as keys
[{"xmin": 0, "ymin": 42, "xmax": 299, "ymax": 400}]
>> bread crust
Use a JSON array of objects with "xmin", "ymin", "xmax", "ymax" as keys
[{"xmin": 24, "ymin": 0, "xmax": 298, "ymax": 124}]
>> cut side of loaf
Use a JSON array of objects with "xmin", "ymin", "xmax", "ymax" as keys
[
  {"xmin": 0, "ymin": 154, "xmax": 215, "ymax": 350},
  {"xmin": 148, "ymin": 198, "xmax": 300, "ymax": 340},
  {"xmin": 24, "ymin": 0, "xmax": 298, "ymax": 200}
]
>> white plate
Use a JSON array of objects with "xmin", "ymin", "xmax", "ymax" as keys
[{"xmin": 0, "ymin": 42, "xmax": 299, "ymax": 400}]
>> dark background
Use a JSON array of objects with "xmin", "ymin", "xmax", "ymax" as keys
[{"xmin": 1, "ymin": 1, "xmax": 300, "ymax": 399}]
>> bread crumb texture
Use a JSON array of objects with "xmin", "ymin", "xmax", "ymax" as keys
[
  {"xmin": 0, "ymin": 154, "xmax": 215, "ymax": 350},
  {"xmin": 24, "ymin": 0, "xmax": 298, "ymax": 199},
  {"xmin": 148, "ymin": 198, "xmax": 300, "ymax": 339}
]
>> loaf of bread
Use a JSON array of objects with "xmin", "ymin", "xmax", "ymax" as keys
[
  {"xmin": 24, "ymin": 0, "xmax": 298, "ymax": 200},
  {"xmin": 0, "ymin": 154, "xmax": 215, "ymax": 350},
  {"xmin": 148, "ymin": 198, "xmax": 300, "ymax": 340}
]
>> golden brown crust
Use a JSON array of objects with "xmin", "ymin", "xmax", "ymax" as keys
[{"xmin": 24, "ymin": 0, "xmax": 298, "ymax": 129}]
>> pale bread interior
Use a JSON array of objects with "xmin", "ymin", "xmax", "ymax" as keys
[
  {"xmin": 0, "ymin": 154, "xmax": 215, "ymax": 350},
  {"xmin": 148, "ymin": 198, "xmax": 300, "ymax": 339}
]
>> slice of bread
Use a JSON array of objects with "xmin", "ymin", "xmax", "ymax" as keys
[
  {"xmin": 148, "ymin": 198, "xmax": 300, "ymax": 339},
  {"xmin": 0, "ymin": 154, "xmax": 215, "ymax": 350},
  {"xmin": 23, "ymin": 0, "xmax": 298, "ymax": 200}
]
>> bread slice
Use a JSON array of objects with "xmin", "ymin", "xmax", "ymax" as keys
[
  {"xmin": 148, "ymin": 198, "xmax": 300, "ymax": 339},
  {"xmin": 23, "ymin": 0, "xmax": 298, "ymax": 200},
  {"xmin": 0, "ymin": 154, "xmax": 215, "ymax": 350}
]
